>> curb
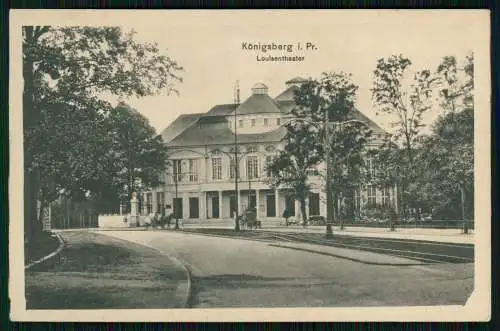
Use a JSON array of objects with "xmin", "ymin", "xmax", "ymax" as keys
[
  {"xmin": 181, "ymin": 230, "xmax": 426, "ymax": 266},
  {"xmin": 166, "ymin": 255, "xmax": 193, "ymax": 308},
  {"xmin": 25, "ymin": 232, "xmax": 65, "ymax": 270},
  {"xmin": 268, "ymin": 243, "xmax": 424, "ymax": 266},
  {"xmin": 90, "ymin": 232, "xmax": 193, "ymax": 308}
]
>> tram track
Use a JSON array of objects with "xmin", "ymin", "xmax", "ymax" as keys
[
  {"xmin": 269, "ymin": 232, "xmax": 473, "ymax": 264},
  {"xmin": 182, "ymin": 228, "xmax": 474, "ymax": 264}
]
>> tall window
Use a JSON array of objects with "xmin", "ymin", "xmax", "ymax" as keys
[
  {"xmin": 239, "ymin": 120, "xmax": 244, "ymax": 128},
  {"xmin": 251, "ymin": 119, "xmax": 256, "ymax": 127},
  {"xmin": 367, "ymin": 185, "xmax": 377, "ymax": 205},
  {"xmin": 229, "ymin": 158, "xmax": 237, "ymax": 179},
  {"xmin": 381, "ymin": 186, "xmax": 390, "ymax": 206},
  {"xmin": 188, "ymin": 159, "xmax": 198, "ymax": 182},
  {"xmin": 247, "ymin": 145, "xmax": 258, "ymax": 153},
  {"xmin": 172, "ymin": 159, "xmax": 183, "ymax": 182},
  {"xmin": 246, "ymin": 156, "xmax": 259, "ymax": 179},
  {"xmin": 264, "ymin": 118, "xmax": 269, "ymax": 126},
  {"xmin": 212, "ymin": 157, "xmax": 222, "ymax": 180},
  {"xmin": 265, "ymin": 155, "xmax": 273, "ymax": 177},
  {"xmin": 276, "ymin": 118, "xmax": 281, "ymax": 125},
  {"xmin": 156, "ymin": 192, "xmax": 165, "ymax": 214},
  {"xmin": 354, "ymin": 189, "xmax": 361, "ymax": 210},
  {"xmin": 367, "ymin": 157, "xmax": 376, "ymax": 178},
  {"xmin": 146, "ymin": 193, "xmax": 153, "ymax": 214}
]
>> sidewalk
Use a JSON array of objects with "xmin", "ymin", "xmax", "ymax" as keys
[
  {"xmin": 181, "ymin": 223, "xmax": 474, "ymax": 244},
  {"xmin": 265, "ymin": 226, "xmax": 475, "ymax": 244},
  {"xmin": 25, "ymin": 231, "xmax": 190, "ymax": 309}
]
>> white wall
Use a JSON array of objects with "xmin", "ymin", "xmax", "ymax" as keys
[{"xmin": 228, "ymin": 113, "xmax": 282, "ymax": 135}]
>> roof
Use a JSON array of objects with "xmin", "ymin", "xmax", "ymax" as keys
[
  {"xmin": 274, "ymin": 85, "xmax": 299, "ymax": 102},
  {"xmin": 229, "ymin": 93, "xmax": 283, "ymax": 116},
  {"xmin": 205, "ymin": 103, "xmax": 238, "ymax": 117},
  {"xmin": 167, "ymin": 123, "xmax": 287, "ymax": 147},
  {"xmin": 347, "ymin": 109, "xmax": 385, "ymax": 133},
  {"xmin": 160, "ymin": 79, "xmax": 386, "ymax": 148},
  {"xmin": 115, "ymin": 101, "xmax": 141, "ymax": 115},
  {"xmin": 252, "ymin": 83, "xmax": 268, "ymax": 90},
  {"xmin": 276, "ymin": 100, "xmax": 296, "ymax": 114},
  {"xmin": 159, "ymin": 113, "xmax": 203, "ymax": 144},
  {"xmin": 285, "ymin": 76, "xmax": 307, "ymax": 84}
]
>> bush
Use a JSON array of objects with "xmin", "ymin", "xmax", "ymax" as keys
[{"xmin": 359, "ymin": 204, "xmax": 395, "ymax": 224}]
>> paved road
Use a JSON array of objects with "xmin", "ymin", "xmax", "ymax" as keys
[
  {"xmin": 182, "ymin": 228, "xmax": 474, "ymax": 263},
  {"xmin": 99, "ymin": 230, "xmax": 473, "ymax": 308},
  {"xmin": 182, "ymin": 224, "xmax": 475, "ymax": 244}
]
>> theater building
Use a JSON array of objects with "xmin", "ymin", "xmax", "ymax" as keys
[{"xmin": 144, "ymin": 77, "xmax": 396, "ymax": 225}]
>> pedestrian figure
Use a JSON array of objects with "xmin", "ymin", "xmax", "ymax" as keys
[
  {"xmin": 159, "ymin": 212, "xmax": 167, "ymax": 229},
  {"xmin": 144, "ymin": 213, "xmax": 153, "ymax": 229},
  {"xmin": 282, "ymin": 208, "xmax": 291, "ymax": 227},
  {"xmin": 164, "ymin": 206, "xmax": 173, "ymax": 229},
  {"xmin": 153, "ymin": 212, "xmax": 160, "ymax": 229}
]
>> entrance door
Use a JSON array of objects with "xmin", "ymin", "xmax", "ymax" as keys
[
  {"xmin": 189, "ymin": 197, "xmax": 199, "ymax": 219},
  {"xmin": 285, "ymin": 195, "xmax": 295, "ymax": 216},
  {"xmin": 309, "ymin": 193, "xmax": 320, "ymax": 216},
  {"xmin": 249, "ymin": 192, "xmax": 256, "ymax": 208},
  {"xmin": 229, "ymin": 196, "xmax": 237, "ymax": 217},
  {"xmin": 173, "ymin": 198, "xmax": 183, "ymax": 219},
  {"xmin": 266, "ymin": 194, "xmax": 276, "ymax": 217},
  {"xmin": 211, "ymin": 196, "xmax": 220, "ymax": 218}
]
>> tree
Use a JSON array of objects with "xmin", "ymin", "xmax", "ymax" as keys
[
  {"xmin": 426, "ymin": 54, "xmax": 474, "ymax": 229},
  {"xmin": 371, "ymin": 54, "xmax": 475, "ymax": 225},
  {"xmin": 420, "ymin": 107, "xmax": 474, "ymax": 221},
  {"xmin": 104, "ymin": 102, "xmax": 169, "ymax": 206},
  {"xmin": 435, "ymin": 53, "xmax": 474, "ymax": 113},
  {"xmin": 265, "ymin": 123, "xmax": 323, "ymax": 226},
  {"xmin": 326, "ymin": 122, "xmax": 372, "ymax": 229},
  {"xmin": 268, "ymin": 72, "xmax": 371, "ymax": 235},
  {"xmin": 23, "ymin": 26, "xmax": 182, "ymax": 247},
  {"xmin": 295, "ymin": 72, "xmax": 370, "ymax": 233},
  {"xmin": 371, "ymin": 54, "xmax": 435, "ymax": 217},
  {"xmin": 32, "ymin": 99, "xmax": 112, "ymax": 223}
]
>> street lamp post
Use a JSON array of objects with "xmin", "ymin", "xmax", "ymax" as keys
[
  {"xmin": 173, "ymin": 171, "xmax": 180, "ymax": 230},
  {"xmin": 248, "ymin": 178, "xmax": 252, "ymax": 208},
  {"xmin": 324, "ymin": 111, "xmax": 334, "ymax": 238},
  {"xmin": 234, "ymin": 81, "xmax": 241, "ymax": 231},
  {"xmin": 461, "ymin": 184, "xmax": 468, "ymax": 234}
]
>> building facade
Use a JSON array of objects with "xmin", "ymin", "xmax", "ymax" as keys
[{"xmin": 144, "ymin": 77, "xmax": 397, "ymax": 225}]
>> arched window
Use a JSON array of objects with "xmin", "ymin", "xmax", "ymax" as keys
[{"xmin": 247, "ymin": 145, "xmax": 258, "ymax": 153}]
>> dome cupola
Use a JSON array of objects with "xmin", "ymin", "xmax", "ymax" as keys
[{"xmin": 251, "ymin": 83, "xmax": 269, "ymax": 95}]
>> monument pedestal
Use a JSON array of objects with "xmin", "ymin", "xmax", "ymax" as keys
[{"xmin": 130, "ymin": 193, "xmax": 139, "ymax": 227}]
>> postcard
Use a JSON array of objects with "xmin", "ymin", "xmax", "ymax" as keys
[{"xmin": 9, "ymin": 9, "xmax": 490, "ymax": 322}]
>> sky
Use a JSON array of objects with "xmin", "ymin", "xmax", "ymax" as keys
[{"xmin": 103, "ymin": 10, "xmax": 485, "ymax": 135}]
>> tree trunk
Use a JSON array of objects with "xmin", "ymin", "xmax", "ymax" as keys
[
  {"xmin": 23, "ymin": 26, "xmax": 43, "ymax": 253},
  {"xmin": 299, "ymin": 197, "xmax": 307, "ymax": 227},
  {"xmin": 460, "ymin": 185, "xmax": 468, "ymax": 234},
  {"xmin": 38, "ymin": 199, "xmax": 45, "ymax": 229}
]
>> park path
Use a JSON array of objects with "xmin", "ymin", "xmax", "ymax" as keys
[{"xmin": 99, "ymin": 230, "xmax": 474, "ymax": 308}]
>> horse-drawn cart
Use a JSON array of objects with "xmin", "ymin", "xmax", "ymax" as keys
[{"xmin": 239, "ymin": 207, "xmax": 261, "ymax": 230}]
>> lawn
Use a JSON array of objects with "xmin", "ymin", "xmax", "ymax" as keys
[
  {"xmin": 25, "ymin": 231, "xmax": 60, "ymax": 265},
  {"xmin": 25, "ymin": 231, "xmax": 189, "ymax": 309}
]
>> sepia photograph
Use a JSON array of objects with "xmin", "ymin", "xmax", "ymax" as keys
[{"xmin": 9, "ymin": 10, "xmax": 490, "ymax": 322}]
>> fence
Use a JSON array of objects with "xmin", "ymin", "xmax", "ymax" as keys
[
  {"xmin": 51, "ymin": 211, "xmax": 99, "ymax": 229},
  {"xmin": 50, "ymin": 198, "xmax": 99, "ymax": 229},
  {"xmin": 330, "ymin": 219, "xmax": 474, "ymax": 230}
]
